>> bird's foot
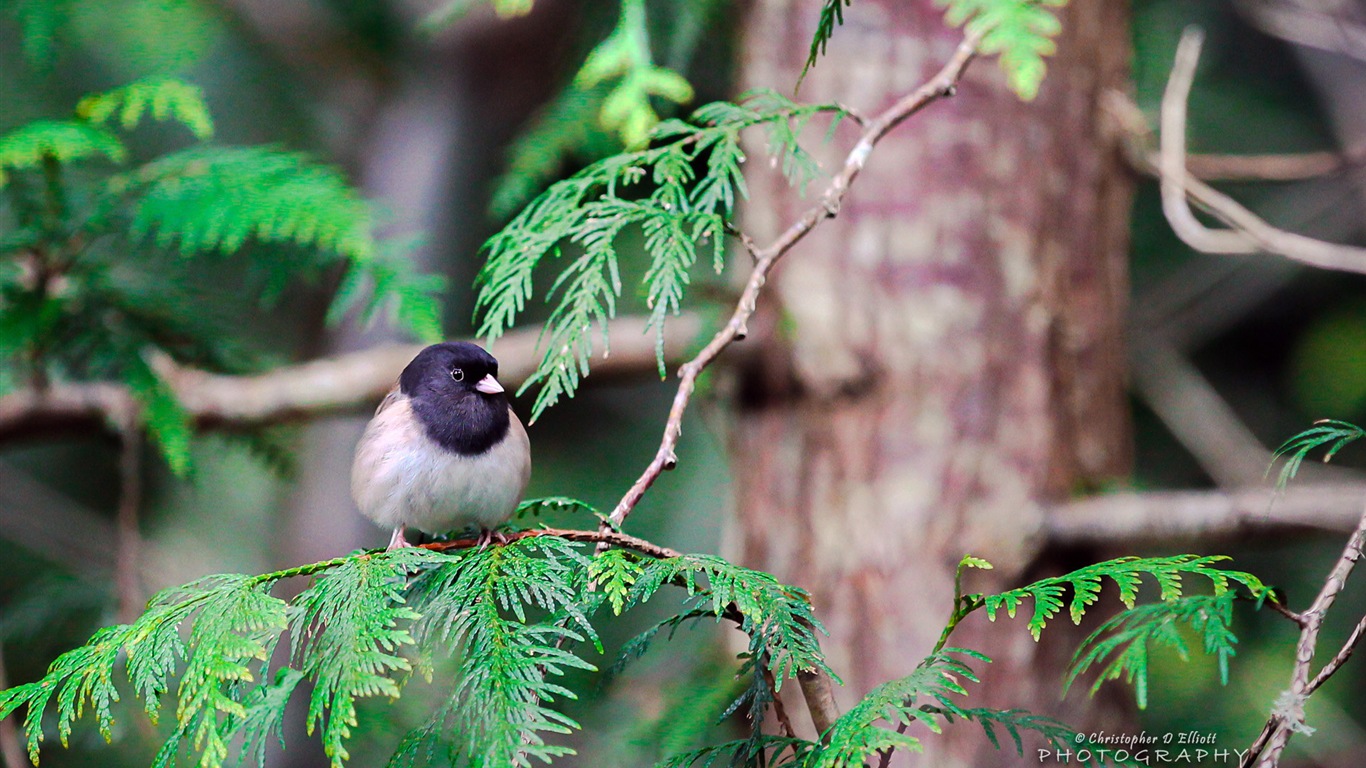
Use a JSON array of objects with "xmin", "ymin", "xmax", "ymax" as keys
[
  {"xmin": 475, "ymin": 528, "xmax": 510, "ymax": 549},
  {"xmin": 386, "ymin": 526, "xmax": 411, "ymax": 551}
]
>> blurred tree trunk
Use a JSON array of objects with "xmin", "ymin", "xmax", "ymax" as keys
[{"xmin": 731, "ymin": 0, "xmax": 1134, "ymax": 762}]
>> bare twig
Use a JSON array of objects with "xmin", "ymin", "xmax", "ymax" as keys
[
  {"xmin": 421, "ymin": 526, "xmax": 684, "ymax": 560},
  {"xmin": 1305, "ymin": 613, "xmax": 1366, "ymax": 695},
  {"xmin": 1129, "ymin": 335, "xmax": 1273, "ymax": 487},
  {"xmin": 605, "ymin": 30, "xmax": 982, "ymax": 531},
  {"xmin": 1242, "ymin": 502, "xmax": 1366, "ymax": 767},
  {"xmin": 1181, "ymin": 149, "xmax": 1365, "ymax": 182},
  {"xmin": 0, "ymin": 314, "xmax": 701, "ymax": 440},
  {"xmin": 115, "ymin": 413, "xmax": 144, "ymax": 624},
  {"xmin": 764, "ymin": 667, "xmax": 799, "ymax": 742},
  {"xmin": 1236, "ymin": 0, "xmax": 1366, "ymax": 64},
  {"xmin": 1107, "ymin": 91, "xmax": 1366, "ymax": 183},
  {"xmin": 1159, "ymin": 28, "xmax": 1366, "ymax": 273}
]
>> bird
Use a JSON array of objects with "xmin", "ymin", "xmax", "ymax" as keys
[{"xmin": 351, "ymin": 342, "xmax": 530, "ymax": 550}]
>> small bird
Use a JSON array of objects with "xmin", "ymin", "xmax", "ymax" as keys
[{"xmin": 351, "ymin": 342, "xmax": 530, "ymax": 550}]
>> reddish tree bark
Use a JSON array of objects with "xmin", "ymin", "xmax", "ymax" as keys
[{"xmin": 730, "ymin": 1, "xmax": 1135, "ymax": 762}]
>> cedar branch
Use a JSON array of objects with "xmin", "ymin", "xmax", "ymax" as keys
[{"xmin": 0, "ymin": 314, "xmax": 701, "ymax": 440}]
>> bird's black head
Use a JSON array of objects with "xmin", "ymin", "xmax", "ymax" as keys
[{"xmin": 399, "ymin": 342, "xmax": 510, "ymax": 455}]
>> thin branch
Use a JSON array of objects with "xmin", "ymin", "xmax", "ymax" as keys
[
  {"xmin": 797, "ymin": 668, "xmax": 840, "ymax": 739},
  {"xmin": 1181, "ymin": 148, "xmax": 1365, "ymax": 182},
  {"xmin": 0, "ymin": 314, "xmax": 701, "ymax": 440},
  {"xmin": 115, "ymin": 412, "xmax": 144, "ymax": 624},
  {"xmin": 1129, "ymin": 335, "xmax": 1273, "ymax": 487},
  {"xmin": 764, "ymin": 667, "xmax": 800, "ymax": 742},
  {"xmin": 1046, "ymin": 484, "xmax": 1366, "ymax": 546},
  {"xmin": 1159, "ymin": 28, "xmax": 1366, "ymax": 273},
  {"xmin": 1236, "ymin": 0, "xmax": 1366, "ymax": 64},
  {"xmin": 1243, "ymin": 502, "xmax": 1366, "ymax": 767},
  {"xmin": 605, "ymin": 29, "xmax": 982, "ymax": 531},
  {"xmin": 1305, "ymin": 613, "xmax": 1366, "ymax": 696},
  {"xmin": 422, "ymin": 526, "xmax": 684, "ymax": 560},
  {"xmin": 1107, "ymin": 91, "xmax": 1366, "ymax": 183}
]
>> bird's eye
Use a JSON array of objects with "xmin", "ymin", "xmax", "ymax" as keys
[{"xmin": 450, "ymin": 368, "xmax": 464, "ymax": 382}]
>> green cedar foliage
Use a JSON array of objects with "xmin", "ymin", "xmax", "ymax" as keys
[
  {"xmin": 803, "ymin": 0, "xmax": 1070, "ymax": 100},
  {"xmin": 979, "ymin": 555, "xmax": 1271, "ymax": 640},
  {"xmin": 0, "ymin": 504, "xmax": 1289, "ymax": 768},
  {"xmin": 1270, "ymin": 418, "xmax": 1365, "ymax": 489},
  {"xmin": 0, "ymin": 77, "xmax": 444, "ymax": 473},
  {"xmin": 0, "ymin": 533, "xmax": 834, "ymax": 767},
  {"xmin": 486, "ymin": 0, "xmax": 713, "ymax": 219},
  {"xmin": 476, "ymin": 1, "xmax": 1082, "ymax": 425},
  {"xmin": 475, "ymin": 90, "xmax": 850, "ymax": 420}
]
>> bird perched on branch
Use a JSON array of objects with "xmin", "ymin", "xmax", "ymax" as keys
[{"xmin": 351, "ymin": 342, "xmax": 530, "ymax": 550}]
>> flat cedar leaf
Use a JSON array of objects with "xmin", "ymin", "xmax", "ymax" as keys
[
  {"xmin": 290, "ymin": 553, "xmax": 421, "ymax": 767},
  {"xmin": 800, "ymin": 0, "xmax": 853, "ymax": 83},
  {"xmin": 77, "ymin": 77, "xmax": 215, "ymax": 140},
  {"xmin": 475, "ymin": 93, "xmax": 847, "ymax": 418},
  {"xmin": 1066, "ymin": 593, "xmax": 1248, "ymax": 711},
  {"xmin": 808, "ymin": 651, "xmax": 980, "ymax": 768},
  {"xmin": 934, "ymin": 0, "xmax": 1070, "ymax": 101},
  {"xmin": 124, "ymin": 355, "xmax": 194, "ymax": 475},
  {"xmin": 0, "ymin": 120, "xmax": 126, "ymax": 184},
  {"xmin": 123, "ymin": 145, "xmax": 375, "ymax": 262},
  {"xmin": 1270, "ymin": 420, "xmax": 1366, "ymax": 489},
  {"xmin": 982, "ymin": 555, "xmax": 1268, "ymax": 641}
]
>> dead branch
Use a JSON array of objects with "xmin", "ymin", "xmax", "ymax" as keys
[
  {"xmin": 114, "ymin": 414, "xmax": 144, "ymax": 624},
  {"xmin": 1129, "ymin": 335, "xmax": 1274, "ymax": 487},
  {"xmin": 1046, "ymin": 484, "xmax": 1366, "ymax": 546},
  {"xmin": 1158, "ymin": 28, "xmax": 1366, "ymax": 272},
  {"xmin": 1243, "ymin": 502, "xmax": 1366, "ymax": 767},
  {"xmin": 0, "ymin": 314, "xmax": 701, "ymax": 441}
]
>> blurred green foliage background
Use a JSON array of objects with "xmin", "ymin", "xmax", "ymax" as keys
[{"xmin": 1, "ymin": 0, "xmax": 1365, "ymax": 766}]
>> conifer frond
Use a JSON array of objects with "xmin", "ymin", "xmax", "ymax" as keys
[
  {"xmin": 123, "ymin": 355, "xmax": 195, "ymax": 476},
  {"xmin": 576, "ymin": 0, "xmax": 694, "ymax": 149},
  {"xmin": 589, "ymin": 548, "xmax": 646, "ymax": 615},
  {"xmin": 78, "ymin": 77, "xmax": 215, "ymax": 140},
  {"xmin": 940, "ymin": 708, "xmax": 1111, "ymax": 766},
  {"xmin": 0, "ymin": 120, "xmax": 126, "ymax": 184},
  {"xmin": 405, "ymin": 538, "xmax": 597, "ymax": 766},
  {"xmin": 630, "ymin": 554, "xmax": 835, "ymax": 689},
  {"xmin": 980, "ymin": 555, "xmax": 1269, "ymax": 640},
  {"xmin": 801, "ymin": 1, "xmax": 853, "ymax": 84},
  {"xmin": 12, "ymin": 0, "xmax": 68, "ymax": 68},
  {"xmin": 657, "ymin": 736, "xmax": 814, "ymax": 768},
  {"xmin": 936, "ymin": 0, "xmax": 1069, "ymax": 100},
  {"xmin": 515, "ymin": 496, "xmax": 605, "ymax": 521},
  {"xmin": 1270, "ymin": 419, "xmax": 1365, "ymax": 489},
  {"xmin": 807, "ymin": 650, "xmax": 985, "ymax": 768},
  {"xmin": 1067, "ymin": 593, "xmax": 1247, "ymax": 709},
  {"xmin": 475, "ymin": 91, "xmax": 847, "ymax": 420},
  {"xmin": 626, "ymin": 554, "xmax": 835, "ymax": 759},
  {"xmin": 804, "ymin": 1, "xmax": 1068, "ymax": 99},
  {"xmin": 290, "ymin": 552, "xmax": 426, "ymax": 767},
  {"xmin": 121, "ymin": 145, "xmax": 375, "ymax": 261},
  {"xmin": 329, "ymin": 248, "xmax": 447, "ymax": 345},
  {"xmin": 0, "ymin": 574, "xmax": 287, "ymax": 767}
]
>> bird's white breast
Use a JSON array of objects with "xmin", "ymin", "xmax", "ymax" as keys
[{"xmin": 351, "ymin": 395, "xmax": 531, "ymax": 534}]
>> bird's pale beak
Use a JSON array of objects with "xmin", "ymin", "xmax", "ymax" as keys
[{"xmin": 475, "ymin": 373, "xmax": 504, "ymax": 394}]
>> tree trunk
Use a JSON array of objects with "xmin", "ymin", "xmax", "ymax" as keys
[{"xmin": 730, "ymin": 0, "xmax": 1135, "ymax": 762}]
